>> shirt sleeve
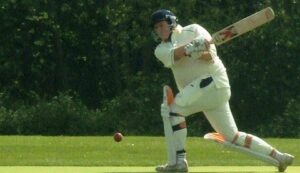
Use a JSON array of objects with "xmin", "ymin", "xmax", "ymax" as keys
[
  {"xmin": 193, "ymin": 24, "xmax": 212, "ymax": 40},
  {"xmin": 154, "ymin": 43, "xmax": 175, "ymax": 68}
]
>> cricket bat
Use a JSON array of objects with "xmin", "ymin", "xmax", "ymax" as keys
[{"xmin": 211, "ymin": 7, "xmax": 275, "ymax": 46}]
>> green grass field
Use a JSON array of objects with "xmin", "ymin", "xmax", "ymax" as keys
[{"xmin": 0, "ymin": 136, "xmax": 299, "ymax": 173}]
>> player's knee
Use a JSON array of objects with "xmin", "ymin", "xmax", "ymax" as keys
[
  {"xmin": 215, "ymin": 127, "xmax": 238, "ymax": 142},
  {"xmin": 163, "ymin": 85, "xmax": 189, "ymax": 117}
]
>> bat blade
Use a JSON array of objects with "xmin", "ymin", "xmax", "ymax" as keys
[{"xmin": 211, "ymin": 7, "xmax": 275, "ymax": 46}]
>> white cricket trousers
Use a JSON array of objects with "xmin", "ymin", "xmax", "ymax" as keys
[
  {"xmin": 170, "ymin": 77, "xmax": 278, "ymax": 159},
  {"xmin": 171, "ymin": 79, "xmax": 238, "ymax": 142}
]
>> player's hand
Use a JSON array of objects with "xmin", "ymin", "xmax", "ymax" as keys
[
  {"xmin": 160, "ymin": 103, "xmax": 170, "ymax": 117},
  {"xmin": 200, "ymin": 51, "xmax": 213, "ymax": 62},
  {"xmin": 192, "ymin": 37, "xmax": 207, "ymax": 51},
  {"xmin": 184, "ymin": 37, "xmax": 209, "ymax": 56}
]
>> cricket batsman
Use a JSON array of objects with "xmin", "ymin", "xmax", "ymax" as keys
[{"xmin": 150, "ymin": 9, "xmax": 294, "ymax": 172}]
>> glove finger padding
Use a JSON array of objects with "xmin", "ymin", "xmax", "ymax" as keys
[
  {"xmin": 184, "ymin": 43, "xmax": 194, "ymax": 55},
  {"xmin": 192, "ymin": 37, "xmax": 207, "ymax": 52},
  {"xmin": 184, "ymin": 36, "xmax": 207, "ymax": 56}
]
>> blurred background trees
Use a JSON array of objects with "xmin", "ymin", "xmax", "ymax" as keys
[{"xmin": 0, "ymin": 0, "xmax": 299, "ymax": 137}]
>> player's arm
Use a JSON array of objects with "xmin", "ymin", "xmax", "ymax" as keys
[
  {"xmin": 155, "ymin": 38, "xmax": 211, "ymax": 67},
  {"xmin": 173, "ymin": 46, "xmax": 187, "ymax": 61},
  {"xmin": 200, "ymin": 51, "xmax": 213, "ymax": 62},
  {"xmin": 174, "ymin": 39, "xmax": 212, "ymax": 62}
]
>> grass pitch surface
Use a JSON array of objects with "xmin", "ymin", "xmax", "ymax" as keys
[
  {"xmin": 0, "ymin": 136, "xmax": 298, "ymax": 173},
  {"xmin": 0, "ymin": 166, "xmax": 299, "ymax": 173}
]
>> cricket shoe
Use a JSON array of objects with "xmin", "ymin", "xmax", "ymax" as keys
[
  {"xmin": 155, "ymin": 159, "xmax": 188, "ymax": 172},
  {"xmin": 277, "ymin": 153, "xmax": 294, "ymax": 172}
]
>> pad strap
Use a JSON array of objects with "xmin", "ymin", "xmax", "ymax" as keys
[
  {"xmin": 232, "ymin": 132, "xmax": 240, "ymax": 144},
  {"xmin": 244, "ymin": 135, "xmax": 253, "ymax": 148},
  {"xmin": 170, "ymin": 112, "xmax": 181, "ymax": 116},
  {"xmin": 172, "ymin": 121, "xmax": 187, "ymax": 132},
  {"xmin": 176, "ymin": 149, "xmax": 186, "ymax": 154}
]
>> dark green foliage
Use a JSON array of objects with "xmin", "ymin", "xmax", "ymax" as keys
[
  {"xmin": 0, "ymin": 0, "xmax": 299, "ymax": 136},
  {"xmin": 0, "ymin": 92, "xmax": 97, "ymax": 135},
  {"xmin": 0, "ymin": 107, "xmax": 16, "ymax": 134},
  {"xmin": 280, "ymin": 96, "xmax": 300, "ymax": 137}
]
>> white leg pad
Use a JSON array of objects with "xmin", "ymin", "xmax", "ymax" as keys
[
  {"xmin": 162, "ymin": 116, "xmax": 176, "ymax": 165},
  {"xmin": 162, "ymin": 86, "xmax": 176, "ymax": 165},
  {"xmin": 170, "ymin": 116, "xmax": 187, "ymax": 156},
  {"xmin": 232, "ymin": 132, "xmax": 274, "ymax": 156},
  {"xmin": 204, "ymin": 133, "xmax": 279, "ymax": 167}
]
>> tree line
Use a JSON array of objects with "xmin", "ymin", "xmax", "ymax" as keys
[{"xmin": 0, "ymin": 0, "xmax": 299, "ymax": 137}]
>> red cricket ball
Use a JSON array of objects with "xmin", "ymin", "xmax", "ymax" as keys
[{"xmin": 113, "ymin": 132, "xmax": 123, "ymax": 142}]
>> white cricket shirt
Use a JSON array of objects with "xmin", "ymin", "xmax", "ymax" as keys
[{"xmin": 154, "ymin": 24, "xmax": 230, "ymax": 91}]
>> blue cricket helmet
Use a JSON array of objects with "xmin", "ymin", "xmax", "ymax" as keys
[{"xmin": 150, "ymin": 9, "xmax": 178, "ymax": 29}]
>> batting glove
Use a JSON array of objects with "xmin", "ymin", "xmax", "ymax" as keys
[
  {"xmin": 184, "ymin": 37, "xmax": 207, "ymax": 56},
  {"xmin": 160, "ymin": 103, "xmax": 170, "ymax": 118}
]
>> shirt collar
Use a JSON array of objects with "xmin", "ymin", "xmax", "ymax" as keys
[
  {"xmin": 173, "ymin": 24, "xmax": 183, "ymax": 35},
  {"xmin": 170, "ymin": 25, "xmax": 182, "ymax": 42},
  {"xmin": 162, "ymin": 25, "xmax": 182, "ymax": 43}
]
